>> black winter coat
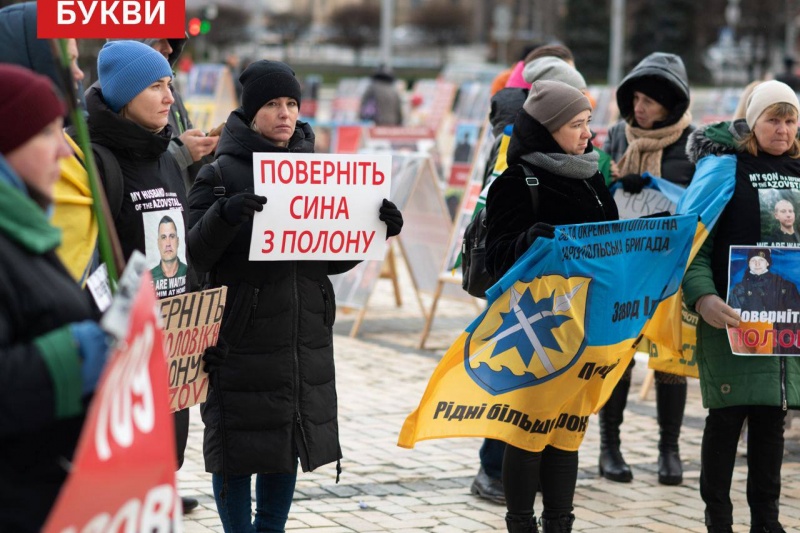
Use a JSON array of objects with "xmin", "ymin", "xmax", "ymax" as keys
[
  {"xmin": 85, "ymin": 86, "xmax": 196, "ymax": 298},
  {"xmin": 603, "ymin": 52, "xmax": 696, "ymax": 187},
  {"xmin": 187, "ymin": 108, "xmax": 359, "ymax": 474},
  {"xmin": 486, "ymin": 112, "xmax": 619, "ymax": 277},
  {"xmin": 0, "ymin": 182, "xmax": 94, "ymax": 532}
]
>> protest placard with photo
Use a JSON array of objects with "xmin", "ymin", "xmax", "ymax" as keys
[{"xmin": 726, "ymin": 245, "xmax": 800, "ymax": 355}]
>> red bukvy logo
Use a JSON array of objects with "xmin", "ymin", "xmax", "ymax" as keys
[{"xmin": 37, "ymin": 0, "xmax": 185, "ymax": 38}]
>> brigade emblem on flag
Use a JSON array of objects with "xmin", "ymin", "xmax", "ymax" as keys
[{"xmin": 466, "ymin": 275, "xmax": 591, "ymax": 394}]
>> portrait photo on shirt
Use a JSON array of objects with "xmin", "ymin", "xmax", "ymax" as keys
[
  {"xmin": 144, "ymin": 209, "xmax": 189, "ymax": 298},
  {"xmin": 726, "ymin": 245, "xmax": 800, "ymax": 355},
  {"xmin": 757, "ymin": 189, "xmax": 800, "ymax": 247}
]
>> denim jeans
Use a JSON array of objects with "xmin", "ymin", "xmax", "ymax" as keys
[
  {"xmin": 479, "ymin": 438, "xmax": 506, "ymax": 480},
  {"xmin": 212, "ymin": 469, "xmax": 297, "ymax": 533}
]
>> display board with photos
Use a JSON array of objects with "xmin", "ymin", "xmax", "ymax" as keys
[{"xmin": 330, "ymin": 154, "xmax": 454, "ymax": 336}]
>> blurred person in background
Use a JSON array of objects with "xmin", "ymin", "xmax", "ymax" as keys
[
  {"xmin": 600, "ymin": 51, "xmax": 696, "ymax": 486},
  {"xmin": 359, "ymin": 65, "xmax": 404, "ymax": 126},
  {"xmin": 0, "ymin": 63, "xmax": 109, "ymax": 533},
  {"xmin": 0, "ymin": 2, "xmax": 98, "ymax": 284}
]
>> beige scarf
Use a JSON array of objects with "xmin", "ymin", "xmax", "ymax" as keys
[{"xmin": 617, "ymin": 111, "xmax": 692, "ymax": 177}]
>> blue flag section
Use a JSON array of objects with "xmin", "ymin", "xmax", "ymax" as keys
[
  {"xmin": 646, "ymin": 155, "xmax": 737, "ymax": 376},
  {"xmin": 399, "ymin": 215, "xmax": 697, "ymax": 453}
]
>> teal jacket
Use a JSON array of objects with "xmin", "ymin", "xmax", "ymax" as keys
[{"xmin": 682, "ymin": 121, "xmax": 800, "ymax": 409}]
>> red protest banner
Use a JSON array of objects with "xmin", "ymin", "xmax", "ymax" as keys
[{"xmin": 43, "ymin": 271, "xmax": 180, "ymax": 532}]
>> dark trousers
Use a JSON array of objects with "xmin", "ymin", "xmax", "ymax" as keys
[
  {"xmin": 503, "ymin": 444, "xmax": 577, "ymax": 519},
  {"xmin": 480, "ymin": 438, "xmax": 506, "ymax": 479},
  {"xmin": 700, "ymin": 405, "xmax": 785, "ymax": 528},
  {"xmin": 175, "ymin": 408, "xmax": 190, "ymax": 468}
]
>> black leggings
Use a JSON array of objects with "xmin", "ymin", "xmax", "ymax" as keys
[{"xmin": 503, "ymin": 444, "xmax": 578, "ymax": 520}]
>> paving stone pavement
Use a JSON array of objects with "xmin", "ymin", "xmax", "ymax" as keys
[{"xmin": 179, "ymin": 260, "xmax": 800, "ymax": 532}]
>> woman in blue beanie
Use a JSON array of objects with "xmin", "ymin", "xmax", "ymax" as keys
[
  {"xmin": 187, "ymin": 60, "xmax": 403, "ymax": 532},
  {"xmin": 0, "ymin": 63, "xmax": 109, "ymax": 532},
  {"xmin": 84, "ymin": 39, "xmax": 201, "ymax": 502}
]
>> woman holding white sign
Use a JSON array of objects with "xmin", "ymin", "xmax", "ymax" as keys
[
  {"xmin": 484, "ymin": 80, "xmax": 618, "ymax": 532},
  {"xmin": 683, "ymin": 80, "xmax": 800, "ymax": 533},
  {"xmin": 187, "ymin": 60, "xmax": 403, "ymax": 532}
]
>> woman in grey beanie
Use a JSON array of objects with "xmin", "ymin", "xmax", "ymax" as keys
[{"xmin": 484, "ymin": 80, "xmax": 619, "ymax": 532}]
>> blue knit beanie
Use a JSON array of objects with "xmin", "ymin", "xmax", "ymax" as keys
[{"xmin": 98, "ymin": 40, "xmax": 173, "ymax": 113}]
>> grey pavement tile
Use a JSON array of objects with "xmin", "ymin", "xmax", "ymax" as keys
[{"xmin": 180, "ymin": 262, "xmax": 800, "ymax": 531}]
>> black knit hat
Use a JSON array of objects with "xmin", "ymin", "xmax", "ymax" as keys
[
  {"xmin": 630, "ymin": 76, "xmax": 679, "ymax": 112},
  {"xmin": 240, "ymin": 60, "xmax": 302, "ymax": 121},
  {"xmin": 747, "ymin": 248, "xmax": 772, "ymax": 264}
]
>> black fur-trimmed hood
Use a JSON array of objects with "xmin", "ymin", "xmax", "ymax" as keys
[{"xmin": 685, "ymin": 119, "xmax": 749, "ymax": 163}]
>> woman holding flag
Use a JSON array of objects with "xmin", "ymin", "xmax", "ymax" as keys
[
  {"xmin": 683, "ymin": 80, "xmax": 800, "ymax": 533},
  {"xmin": 0, "ymin": 64, "xmax": 109, "ymax": 532},
  {"xmin": 484, "ymin": 80, "xmax": 618, "ymax": 532}
]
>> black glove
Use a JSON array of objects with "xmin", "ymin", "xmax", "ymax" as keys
[
  {"xmin": 219, "ymin": 193, "xmax": 267, "ymax": 225},
  {"xmin": 202, "ymin": 340, "xmax": 228, "ymax": 374},
  {"xmin": 525, "ymin": 222, "xmax": 556, "ymax": 246},
  {"xmin": 620, "ymin": 173, "xmax": 650, "ymax": 194},
  {"xmin": 379, "ymin": 198, "xmax": 403, "ymax": 238}
]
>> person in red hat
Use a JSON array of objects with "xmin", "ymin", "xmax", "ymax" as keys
[{"xmin": 0, "ymin": 63, "xmax": 109, "ymax": 532}]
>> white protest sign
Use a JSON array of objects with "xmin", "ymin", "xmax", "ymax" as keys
[{"xmin": 249, "ymin": 153, "xmax": 392, "ymax": 261}]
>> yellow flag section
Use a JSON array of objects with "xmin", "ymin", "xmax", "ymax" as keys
[
  {"xmin": 644, "ymin": 155, "xmax": 737, "ymax": 378},
  {"xmin": 399, "ymin": 215, "xmax": 697, "ymax": 452}
]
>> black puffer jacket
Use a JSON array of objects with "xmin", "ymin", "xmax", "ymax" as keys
[
  {"xmin": 603, "ymin": 52, "xmax": 696, "ymax": 186},
  {"xmin": 188, "ymin": 108, "xmax": 359, "ymax": 474},
  {"xmin": 486, "ymin": 111, "xmax": 619, "ymax": 277},
  {"xmin": 85, "ymin": 86, "xmax": 195, "ymax": 290}
]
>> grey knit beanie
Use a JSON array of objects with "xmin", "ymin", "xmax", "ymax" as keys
[
  {"xmin": 523, "ymin": 80, "xmax": 592, "ymax": 132},
  {"xmin": 522, "ymin": 57, "xmax": 587, "ymax": 91},
  {"xmin": 745, "ymin": 80, "xmax": 800, "ymax": 128}
]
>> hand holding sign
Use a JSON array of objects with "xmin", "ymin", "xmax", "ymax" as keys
[
  {"xmin": 221, "ymin": 193, "xmax": 267, "ymax": 225},
  {"xmin": 379, "ymin": 199, "xmax": 403, "ymax": 238},
  {"xmin": 696, "ymin": 294, "xmax": 740, "ymax": 329}
]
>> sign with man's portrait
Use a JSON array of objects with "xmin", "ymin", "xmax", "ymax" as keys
[
  {"xmin": 726, "ymin": 245, "xmax": 800, "ymax": 355},
  {"xmin": 143, "ymin": 209, "xmax": 188, "ymax": 298}
]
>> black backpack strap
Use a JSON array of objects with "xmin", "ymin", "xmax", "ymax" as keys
[
  {"xmin": 211, "ymin": 160, "xmax": 226, "ymax": 197},
  {"xmin": 519, "ymin": 163, "xmax": 539, "ymax": 214},
  {"xmin": 91, "ymin": 143, "xmax": 124, "ymax": 220}
]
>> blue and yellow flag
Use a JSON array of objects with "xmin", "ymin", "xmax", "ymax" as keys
[
  {"xmin": 400, "ymin": 215, "xmax": 696, "ymax": 452},
  {"xmin": 644, "ymin": 155, "xmax": 737, "ymax": 377}
]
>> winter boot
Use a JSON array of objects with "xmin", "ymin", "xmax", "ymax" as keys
[
  {"xmin": 706, "ymin": 526, "xmax": 734, "ymax": 533},
  {"xmin": 540, "ymin": 514, "xmax": 575, "ymax": 532},
  {"xmin": 598, "ymin": 379, "xmax": 633, "ymax": 482},
  {"xmin": 505, "ymin": 513, "xmax": 538, "ymax": 533},
  {"xmin": 656, "ymin": 380, "xmax": 686, "ymax": 485},
  {"xmin": 750, "ymin": 525, "xmax": 786, "ymax": 533}
]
